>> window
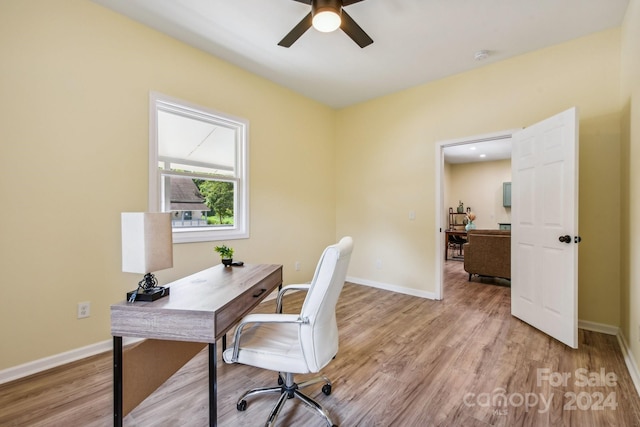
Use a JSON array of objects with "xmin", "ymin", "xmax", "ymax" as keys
[{"xmin": 149, "ymin": 92, "xmax": 249, "ymax": 243}]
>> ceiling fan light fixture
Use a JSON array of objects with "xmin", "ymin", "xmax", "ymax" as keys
[
  {"xmin": 313, "ymin": 11, "xmax": 341, "ymax": 32},
  {"xmin": 312, "ymin": 0, "xmax": 342, "ymax": 33}
]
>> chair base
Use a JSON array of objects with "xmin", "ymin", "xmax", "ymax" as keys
[{"xmin": 236, "ymin": 372, "xmax": 337, "ymax": 427}]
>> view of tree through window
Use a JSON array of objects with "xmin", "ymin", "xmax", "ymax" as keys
[{"xmin": 194, "ymin": 180, "xmax": 234, "ymax": 225}]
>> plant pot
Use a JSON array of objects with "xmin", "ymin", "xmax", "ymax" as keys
[{"xmin": 222, "ymin": 258, "xmax": 233, "ymax": 267}]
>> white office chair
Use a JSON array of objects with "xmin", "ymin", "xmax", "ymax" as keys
[{"xmin": 222, "ymin": 237, "xmax": 354, "ymax": 427}]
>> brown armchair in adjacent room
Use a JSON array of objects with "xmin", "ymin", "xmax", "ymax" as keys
[{"xmin": 463, "ymin": 229, "xmax": 511, "ymax": 281}]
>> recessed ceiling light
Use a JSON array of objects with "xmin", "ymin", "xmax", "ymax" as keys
[
  {"xmin": 480, "ymin": 154, "xmax": 487, "ymax": 158},
  {"xmin": 470, "ymin": 146, "xmax": 476, "ymax": 150}
]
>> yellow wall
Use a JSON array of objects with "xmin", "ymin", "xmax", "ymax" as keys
[
  {"xmin": 447, "ymin": 159, "xmax": 512, "ymax": 229},
  {"xmin": 336, "ymin": 28, "xmax": 622, "ymax": 324},
  {"xmin": 0, "ymin": 0, "xmax": 336, "ymax": 370},
  {"xmin": 0, "ymin": 0, "xmax": 636, "ymax": 373},
  {"xmin": 620, "ymin": 0, "xmax": 640, "ymax": 378}
]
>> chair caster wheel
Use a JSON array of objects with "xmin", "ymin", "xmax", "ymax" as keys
[
  {"xmin": 237, "ymin": 400, "xmax": 247, "ymax": 411},
  {"xmin": 278, "ymin": 376, "xmax": 283, "ymax": 385},
  {"xmin": 322, "ymin": 384, "xmax": 332, "ymax": 395}
]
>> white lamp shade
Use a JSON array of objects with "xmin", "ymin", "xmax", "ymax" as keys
[{"xmin": 121, "ymin": 212, "xmax": 173, "ymax": 274}]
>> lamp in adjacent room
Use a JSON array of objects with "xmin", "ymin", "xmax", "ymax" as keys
[{"xmin": 121, "ymin": 212, "xmax": 173, "ymax": 302}]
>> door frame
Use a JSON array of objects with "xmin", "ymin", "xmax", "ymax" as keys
[{"xmin": 434, "ymin": 129, "xmax": 518, "ymax": 300}]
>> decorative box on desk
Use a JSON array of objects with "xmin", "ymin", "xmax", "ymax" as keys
[{"xmin": 127, "ymin": 286, "xmax": 170, "ymax": 302}]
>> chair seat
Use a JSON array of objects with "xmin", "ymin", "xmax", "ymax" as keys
[{"xmin": 223, "ymin": 322, "xmax": 310, "ymax": 374}]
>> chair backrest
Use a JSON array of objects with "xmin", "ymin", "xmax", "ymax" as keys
[
  {"xmin": 464, "ymin": 229, "xmax": 511, "ymax": 279},
  {"xmin": 298, "ymin": 236, "xmax": 354, "ymax": 372}
]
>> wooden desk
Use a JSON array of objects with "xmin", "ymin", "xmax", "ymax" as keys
[
  {"xmin": 111, "ymin": 263, "xmax": 283, "ymax": 427},
  {"xmin": 444, "ymin": 229, "xmax": 467, "ymax": 260}
]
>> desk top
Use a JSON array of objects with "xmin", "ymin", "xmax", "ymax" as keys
[
  {"xmin": 111, "ymin": 264, "xmax": 282, "ymax": 343},
  {"xmin": 445, "ymin": 229, "xmax": 467, "ymax": 235}
]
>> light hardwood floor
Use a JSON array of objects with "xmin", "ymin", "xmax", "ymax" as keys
[{"xmin": 2, "ymin": 260, "xmax": 640, "ymax": 426}]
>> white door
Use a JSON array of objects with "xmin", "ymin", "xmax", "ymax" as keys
[{"xmin": 511, "ymin": 107, "xmax": 579, "ymax": 348}]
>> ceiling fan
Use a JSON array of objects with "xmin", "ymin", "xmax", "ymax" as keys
[{"xmin": 278, "ymin": 0, "xmax": 374, "ymax": 48}]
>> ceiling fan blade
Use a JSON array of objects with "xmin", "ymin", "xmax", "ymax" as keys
[
  {"xmin": 291, "ymin": 0, "xmax": 312, "ymax": 3},
  {"xmin": 342, "ymin": 0, "xmax": 366, "ymax": 5},
  {"xmin": 340, "ymin": 10, "xmax": 373, "ymax": 48},
  {"xmin": 278, "ymin": 12, "xmax": 313, "ymax": 47}
]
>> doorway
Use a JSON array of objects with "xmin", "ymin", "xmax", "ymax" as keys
[
  {"xmin": 435, "ymin": 108, "xmax": 579, "ymax": 348},
  {"xmin": 434, "ymin": 130, "xmax": 516, "ymax": 300}
]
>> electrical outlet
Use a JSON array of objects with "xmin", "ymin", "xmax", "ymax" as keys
[
  {"xmin": 295, "ymin": 261, "xmax": 301, "ymax": 271},
  {"xmin": 375, "ymin": 259, "xmax": 383, "ymax": 269},
  {"xmin": 77, "ymin": 301, "xmax": 90, "ymax": 319}
]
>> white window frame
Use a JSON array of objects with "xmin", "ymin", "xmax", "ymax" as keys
[{"xmin": 149, "ymin": 92, "xmax": 249, "ymax": 243}]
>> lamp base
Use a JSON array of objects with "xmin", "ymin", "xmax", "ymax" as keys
[{"xmin": 127, "ymin": 286, "xmax": 170, "ymax": 302}]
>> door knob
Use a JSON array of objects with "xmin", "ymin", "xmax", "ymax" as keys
[
  {"xmin": 559, "ymin": 235, "xmax": 571, "ymax": 243},
  {"xmin": 574, "ymin": 236, "xmax": 582, "ymax": 243}
]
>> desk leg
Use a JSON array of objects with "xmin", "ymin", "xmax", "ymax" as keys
[
  {"xmin": 209, "ymin": 342, "xmax": 217, "ymax": 427},
  {"xmin": 113, "ymin": 336, "xmax": 123, "ymax": 427}
]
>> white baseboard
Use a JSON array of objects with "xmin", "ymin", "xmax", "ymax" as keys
[
  {"xmin": 578, "ymin": 319, "xmax": 619, "ymax": 336},
  {"xmin": 564, "ymin": 320, "xmax": 640, "ymax": 397},
  {"xmin": 616, "ymin": 331, "xmax": 640, "ymax": 397},
  {"xmin": 0, "ymin": 337, "xmax": 142, "ymax": 385},
  {"xmin": 347, "ymin": 276, "xmax": 438, "ymax": 299}
]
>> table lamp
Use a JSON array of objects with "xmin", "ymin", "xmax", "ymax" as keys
[{"xmin": 121, "ymin": 212, "xmax": 173, "ymax": 302}]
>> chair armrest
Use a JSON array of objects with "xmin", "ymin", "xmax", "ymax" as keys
[
  {"xmin": 229, "ymin": 313, "xmax": 303, "ymax": 362},
  {"xmin": 276, "ymin": 284, "xmax": 311, "ymax": 313}
]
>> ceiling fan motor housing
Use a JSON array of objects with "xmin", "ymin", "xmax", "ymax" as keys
[{"xmin": 312, "ymin": 0, "xmax": 343, "ymax": 18}]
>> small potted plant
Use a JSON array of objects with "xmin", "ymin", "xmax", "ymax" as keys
[{"xmin": 214, "ymin": 244, "xmax": 234, "ymax": 267}]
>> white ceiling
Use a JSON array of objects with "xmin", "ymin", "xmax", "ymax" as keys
[
  {"xmin": 92, "ymin": 0, "xmax": 629, "ymax": 110},
  {"xmin": 443, "ymin": 137, "xmax": 513, "ymax": 164}
]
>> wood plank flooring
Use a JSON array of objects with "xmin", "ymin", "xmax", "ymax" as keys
[{"xmin": 1, "ymin": 260, "xmax": 639, "ymax": 426}]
